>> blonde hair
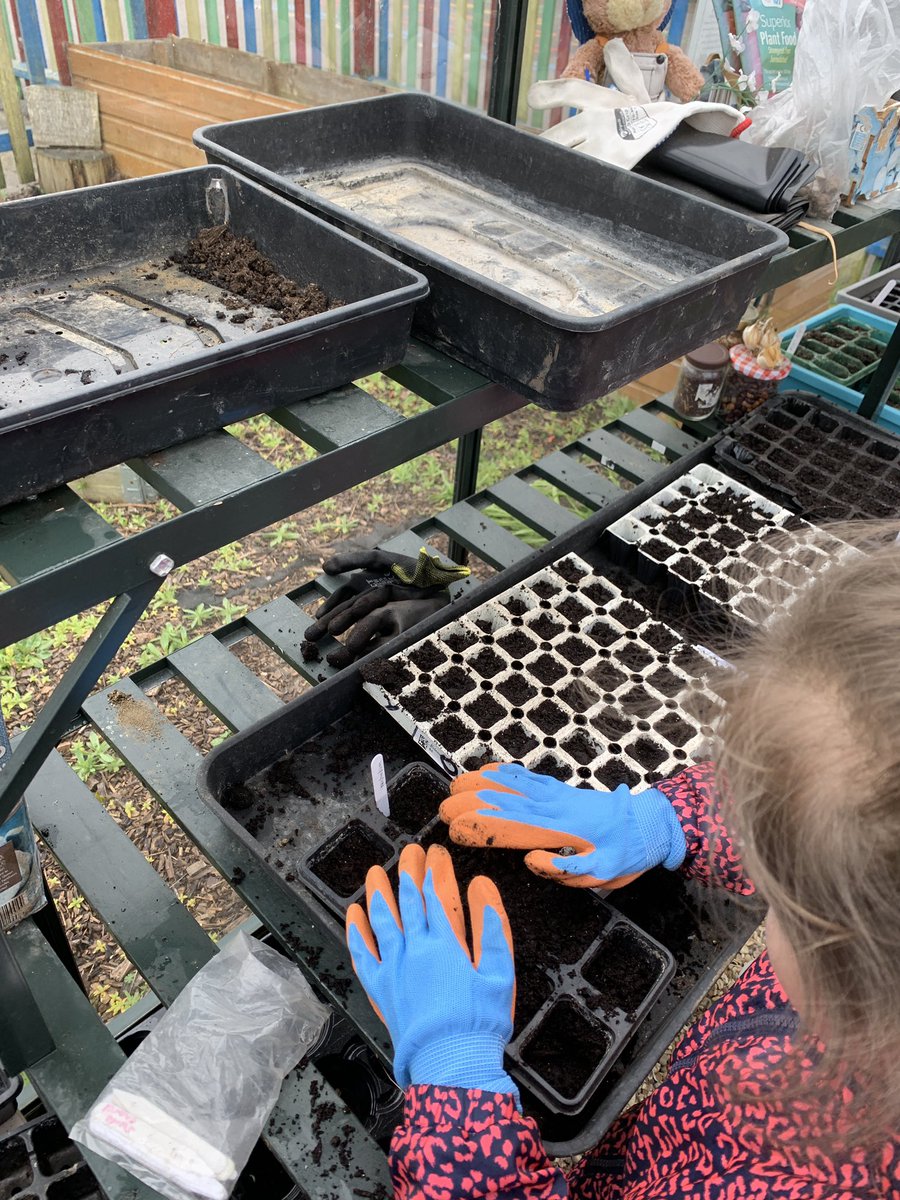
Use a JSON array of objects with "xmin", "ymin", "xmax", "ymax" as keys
[{"xmin": 714, "ymin": 524, "xmax": 900, "ymax": 1148}]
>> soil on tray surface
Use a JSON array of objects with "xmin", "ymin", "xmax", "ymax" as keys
[
  {"xmin": 628, "ymin": 736, "xmax": 667, "ymax": 771},
  {"xmin": 436, "ymin": 665, "xmax": 477, "ymax": 699},
  {"xmin": 465, "ymin": 693, "xmax": 507, "ymax": 729},
  {"xmin": 594, "ymin": 760, "xmax": 640, "ymax": 790},
  {"xmin": 531, "ymin": 580, "xmax": 560, "ymax": 600},
  {"xmin": 389, "ymin": 766, "xmax": 448, "ymax": 833},
  {"xmin": 173, "ymin": 225, "xmax": 334, "ymax": 323},
  {"xmin": 584, "ymin": 581, "xmax": 614, "ymax": 607},
  {"xmin": 531, "ymin": 654, "xmax": 567, "ymax": 686},
  {"xmin": 583, "ymin": 925, "xmax": 664, "ymax": 1017},
  {"xmin": 432, "ymin": 714, "xmax": 473, "ymax": 752},
  {"xmin": 529, "ymin": 699, "xmax": 569, "ymax": 735},
  {"xmin": 557, "ymin": 636, "xmax": 593, "ymax": 666},
  {"xmin": 404, "ymin": 686, "xmax": 444, "ymax": 723},
  {"xmin": 409, "ymin": 643, "xmax": 447, "ymax": 673},
  {"xmin": 444, "ymin": 630, "xmax": 477, "ymax": 653},
  {"xmin": 498, "ymin": 630, "xmax": 538, "ymax": 659},
  {"xmin": 360, "ymin": 659, "xmax": 415, "ymax": 696},
  {"xmin": 469, "ymin": 647, "xmax": 506, "ymax": 679},
  {"xmin": 497, "ymin": 674, "xmax": 539, "ymax": 706},
  {"xmin": 497, "ymin": 725, "xmax": 539, "ymax": 759},
  {"xmin": 616, "ymin": 643, "xmax": 654, "ymax": 671},
  {"xmin": 531, "ymin": 613, "xmax": 565, "ymax": 641},
  {"xmin": 555, "ymin": 559, "xmax": 588, "ymax": 584},
  {"xmin": 521, "ymin": 998, "xmax": 611, "ymax": 1097},
  {"xmin": 311, "ymin": 821, "xmax": 390, "ymax": 897}
]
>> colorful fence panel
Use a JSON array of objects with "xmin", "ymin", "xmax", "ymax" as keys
[{"xmin": 1, "ymin": 0, "xmax": 693, "ymax": 127}]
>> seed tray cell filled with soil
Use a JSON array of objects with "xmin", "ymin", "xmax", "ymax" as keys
[
  {"xmin": 716, "ymin": 392, "xmax": 900, "ymax": 523},
  {"xmin": 582, "ymin": 924, "xmax": 671, "ymax": 1017},
  {"xmin": 386, "ymin": 763, "xmax": 450, "ymax": 834},
  {"xmin": 308, "ymin": 821, "xmax": 393, "ymax": 899}
]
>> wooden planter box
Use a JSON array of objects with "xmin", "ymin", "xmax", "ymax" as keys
[{"xmin": 68, "ymin": 38, "xmax": 391, "ymax": 178}]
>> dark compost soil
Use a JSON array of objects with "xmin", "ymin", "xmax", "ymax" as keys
[
  {"xmin": 174, "ymin": 225, "xmax": 334, "ymax": 322},
  {"xmin": 311, "ymin": 821, "xmax": 391, "ymax": 897},
  {"xmin": 521, "ymin": 998, "xmax": 611, "ymax": 1097},
  {"xmin": 583, "ymin": 925, "xmax": 664, "ymax": 1016}
]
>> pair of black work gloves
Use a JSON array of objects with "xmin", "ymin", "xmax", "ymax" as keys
[{"xmin": 304, "ymin": 548, "xmax": 470, "ymax": 669}]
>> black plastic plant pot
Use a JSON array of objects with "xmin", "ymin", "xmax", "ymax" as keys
[
  {"xmin": 0, "ymin": 165, "xmax": 427, "ymax": 506},
  {"xmin": 195, "ymin": 93, "xmax": 786, "ymax": 411},
  {"xmin": 715, "ymin": 390, "xmax": 900, "ymax": 522}
]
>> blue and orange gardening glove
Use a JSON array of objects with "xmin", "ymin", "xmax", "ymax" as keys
[
  {"xmin": 440, "ymin": 763, "xmax": 686, "ymax": 890},
  {"xmin": 346, "ymin": 843, "xmax": 517, "ymax": 1097}
]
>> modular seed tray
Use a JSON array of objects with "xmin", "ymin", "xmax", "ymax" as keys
[
  {"xmin": 0, "ymin": 1114, "xmax": 103, "ymax": 1200},
  {"xmin": 196, "ymin": 92, "xmax": 786, "ymax": 410},
  {"xmin": 301, "ymin": 757, "xmax": 674, "ymax": 1116},
  {"xmin": 200, "ymin": 443, "xmax": 760, "ymax": 1153},
  {"xmin": 716, "ymin": 391, "xmax": 900, "ymax": 521},
  {"xmin": 0, "ymin": 165, "xmax": 426, "ymax": 505},
  {"xmin": 604, "ymin": 464, "xmax": 833, "ymax": 628},
  {"xmin": 362, "ymin": 554, "xmax": 717, "ymax": 788},
  {"xmin": 786, "ymin": 316, "xmax": 889, "ymax": 387}
]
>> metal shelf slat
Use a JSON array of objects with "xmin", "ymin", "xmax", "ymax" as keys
[
  {"xmin": 169, "ymin": 635, "xmax": 283, "ymax": 729},
  {"xmin": 131, "ymin": 430, "xmax": 279, "ymax": 511}
]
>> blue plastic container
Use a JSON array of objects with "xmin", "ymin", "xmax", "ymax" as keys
[{"xmin": 780, "ymin": 304, "xmax": 900, "ymax": 434}]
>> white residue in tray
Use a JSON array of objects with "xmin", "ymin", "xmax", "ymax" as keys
[{"xmin": 302, "ymin": 160, "xmax": 717, "ymax": 319}]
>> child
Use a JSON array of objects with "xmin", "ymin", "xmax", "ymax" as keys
[{"xmin": 346, "ymin": 536, "xmax": 900, "ymax": 1199}]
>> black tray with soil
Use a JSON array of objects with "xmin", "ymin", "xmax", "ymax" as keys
[
  {"xmin": 0, "ymin": 166, "xmax": 426, "ymax": 505},
  {"xmin": 200, "ymin": 438, "xmax": 760, "ymax": 1154},
  {"xmin": 714, "ymin": 390, "xmax": 900, "ymax": 522},
  {"xmin": 196, "ymin": 93, "xmax": 785, "ymax": 411},
  {"xmin": 301, "ymin": 773, "xmax": 675, "ymax": 1116}
]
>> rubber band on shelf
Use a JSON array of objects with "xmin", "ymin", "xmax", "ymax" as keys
[{"xmin": 797, "ymin": 222, "xmax": 839, "ymax": 284}]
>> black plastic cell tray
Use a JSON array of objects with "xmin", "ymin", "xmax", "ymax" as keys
[
  {"xmin": 0, "ymin": 1114, "xmax": 103, "ymax": 1200},
  {"xmin": 0, "ymin": 165, "xmax": 427, "ymax": 506},
  {"xmin": 195, "ymin": 93, "xmax": 786, "ymax": 410},
  {"xmin": 716, "ymin": 390, "xmax": 900, "ymax": 521},
  {"xmin": 300, "ymin": 760, "xmax": 674, "ymax": 1117},
  {"xmin": 199, "ymin": 442, "xmax": 759, "ymax": 1154}
]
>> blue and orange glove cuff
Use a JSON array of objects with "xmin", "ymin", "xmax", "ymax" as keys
[
  {"xmin": 632, "ymin": 787, "xmax": 687, "ymax": 872},
  {"xmin": 408, "ymin": 1033, "xmax": 519, "ymax": 1105}
]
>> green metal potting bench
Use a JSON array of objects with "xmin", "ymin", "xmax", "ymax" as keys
[{"xmin": 0, "ymin": 183, "xmax": 898, "ymax": 1197}]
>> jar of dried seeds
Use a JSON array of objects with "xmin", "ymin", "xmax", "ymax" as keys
[
  {"xmin": 673, "ymin": 343, "xmax": 729, "ymax": 419},
  {"xmin": 719, "ymin": 345, "xmax": 791, "ymax": 424}
]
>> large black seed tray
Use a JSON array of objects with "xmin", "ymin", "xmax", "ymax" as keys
[
  {"xmin": 200, "ymin": 443, "xmax": 760, "ymax": 1153},
  {"xmin": 0, "ymin": 165, "xmax": 426, "ymax": 506},
  {"xmin": 196, "ymin": 93, "xmax": 786, "ymax": 410},
  {"xmin": 716, "ymin": 391, "xmax": 900, "ymax": 521},
  {"xmin": 300, "ymin": 761, "xmax": 674, "ymax": 1116}
]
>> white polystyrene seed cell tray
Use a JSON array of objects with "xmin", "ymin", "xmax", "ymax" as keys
[
  {"xmin": 605, "ymin": 464, "xmax": 828, "ymax": 626},
  {"xmin": 362, "ymin": 553, "xmax": 720, "ymax": 786}
]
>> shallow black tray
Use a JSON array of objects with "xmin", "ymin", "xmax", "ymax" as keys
[
  {"xmin": 715, "ymin": 390, "xmax": 900, "ymax": 521},
  {"xmin": 0, "ymin": 165, "xmax": 427, "ymax": 506},
  {"xmin": 300, "ymin": 762, "xmax": 674, "ymax": 1117},
  {"xmin": 0, "ymin": 1114, "xmax": 102, "ymax": 1200},
  {"xmin": 195, "ymin": 93, "xmax": 786, "ymax": 411},
  {"xmin": 199, "ymin": 441, "xmax": 760, "ymax": 1153}
]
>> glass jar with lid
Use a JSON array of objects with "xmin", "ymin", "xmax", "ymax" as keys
[
  {"xmin": 719, "ymin": 345, "xmax": 791, "ymax": 424},
  {"xmin": 673, "ymin": 343, "xmax": 730, "ymax": 419}
]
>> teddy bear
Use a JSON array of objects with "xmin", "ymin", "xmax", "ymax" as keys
[{"xmin": 563, "ymin": 0, "xmax": 704, "ymax": 103}]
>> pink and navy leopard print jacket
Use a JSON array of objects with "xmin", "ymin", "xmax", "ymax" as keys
[{"xmin": 390, "ymin": 763, "xmax": 900, "ymax": 1200}]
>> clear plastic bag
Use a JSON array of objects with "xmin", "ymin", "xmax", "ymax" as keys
[
  {"xmin": 71, "ymin": 932, "xmax": 328, "ymax": 1200},
  {"xmin": 744, "ymin": 0, "xmax": 900, "ymax": 217}
]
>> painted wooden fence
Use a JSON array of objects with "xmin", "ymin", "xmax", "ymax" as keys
[{"xmin": 0, "ymin": 0, "xmax": 691, "ymax": 124}]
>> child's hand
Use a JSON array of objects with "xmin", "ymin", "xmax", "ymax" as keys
[
  {"xmin": 346, "ymin": 843, "xmax": 517, "ymax": 1097},
  {"xmin": 441, "ymin": 764, "xmax": 686, "ymax": 889}
]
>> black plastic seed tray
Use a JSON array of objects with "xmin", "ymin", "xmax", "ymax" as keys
[
  {"xmin": 199, "ymin": 442, "xmax": 759, "ymax": 1153},
  {"xmin": 196, "ymin": 93, "xmax": 786, "ymax": 410},
  {"xmin": 716, "ymin": 391, "xmax": 900, "ymax": 521},
  {"xmin": 0, "ymin": 165, "xmax": 427, "ymax": 506},
  {"xmin": 300, "ymin": 761, "xmax": 674, "ymax": 1116},
  {"xmin": 0, "ymin": 1114, "xmax": 104, "ymax": 1200}
]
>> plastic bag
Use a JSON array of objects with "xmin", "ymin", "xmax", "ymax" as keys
[
  {"xmin": 744, "ymin": 0, "xmax": 900, "ymax": 218},
  {"xmin": 71, "ymin": 932, "xmax": 329, "ymax": 1200}
]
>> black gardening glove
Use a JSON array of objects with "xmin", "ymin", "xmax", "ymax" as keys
[{"xmin": 306, "ymin": 549, "xmax": 469, "ymax": 667}]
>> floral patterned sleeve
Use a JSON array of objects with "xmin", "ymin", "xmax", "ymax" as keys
[
  {"xmin": 655, "ymin": 762, "xmax": 755, "ymax": 897},
  {"xmin": 390, "ymin": 1086, "xmax": 569, "ymax": 1200}
]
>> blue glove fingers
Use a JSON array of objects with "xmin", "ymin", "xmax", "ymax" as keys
[
  {"xmin": 475, "ymin": 905, "xmax": 516, "ymax": 1010},
  {"xmin": 397, "ymin": 865, "xmax": 428, "ymax": 941},
  {"xmin": 421, "ymin": 869, "xmax": 470, "ymax": 962},
  {"xmin": 346, "ymin": 921, "xmax": 387, "ymax": 998},
  {"xmin": 368, "ymin": 887, "xmax": 406, "ymax": 963}
]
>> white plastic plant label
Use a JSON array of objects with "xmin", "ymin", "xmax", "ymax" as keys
[
  {"xmin": 875, "ymin": 280, "xmax": 897, "ymax": 307},
  {"xmin": 786, "ymin": 324, "xmax": 806, "ymax": 357},
  {"xmin": 371, "ymin": 753, "xmax": 389, "ymax": 817}
]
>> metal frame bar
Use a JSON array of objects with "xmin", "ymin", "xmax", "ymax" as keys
[
  {"xmin": 858, "ymin": 319, "xmax": 900, "ymax": 423},
  {"xmin": 0, "ymin": 580, "xmax": 161, "ymax": 823}
]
